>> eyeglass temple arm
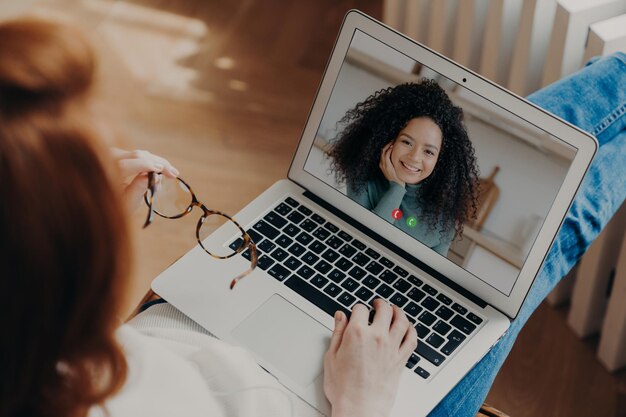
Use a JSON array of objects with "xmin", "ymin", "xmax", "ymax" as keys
[
  {"xmin": 229, "ymin": 240, "xmax": 258, "ymax": 289},
  {"xmin": 143, "ymin": 172, "xmax": 157, "ymax": 229}
]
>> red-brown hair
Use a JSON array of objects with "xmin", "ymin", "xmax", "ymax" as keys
[{"xmin": 0, "ymin": 19, "xmax": 129, "ymax": 417}]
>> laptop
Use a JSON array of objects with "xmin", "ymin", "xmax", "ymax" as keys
[{"xmin": 152, "ymin": 10, "xmax": 596, "ymax": 416}]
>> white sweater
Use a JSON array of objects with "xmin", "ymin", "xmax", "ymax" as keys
[{"xmin": 89, "ymin": 304, "xmax": 323, "ymax": 417}]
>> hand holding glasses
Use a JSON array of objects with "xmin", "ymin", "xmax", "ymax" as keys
[{"xmin": 143, "ymin": 172, "xmax": 257, "ymax": 289}]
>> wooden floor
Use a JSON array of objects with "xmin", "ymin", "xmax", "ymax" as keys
[{"xmin": 26, "ymin": 0, "xmax": 626, "ymax": 415}]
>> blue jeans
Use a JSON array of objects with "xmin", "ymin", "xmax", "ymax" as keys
[{"xmin": 430, "ymin": 52, "xmax": 626, "ymax": 416}]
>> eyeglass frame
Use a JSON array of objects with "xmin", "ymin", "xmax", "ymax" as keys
[{"xmin": 143, "ymin": 171, "xmax": 258, "ymax": 289}]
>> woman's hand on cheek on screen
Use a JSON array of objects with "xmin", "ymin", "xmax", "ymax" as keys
[
  {"xmin": 323, "ymin": 300, "xmax": 418, "ymax": 417},
  {"xmin": 111, "ymin": 148, "xmax": 180, "ymax": 213},
  {"xmin": 379, "ymin": 143, "xmax": 405, "ymax": 187}
]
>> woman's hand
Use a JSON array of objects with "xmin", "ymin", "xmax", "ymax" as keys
[
  {"xmin": 323, "ymin": 299, "xmax": 418, "ymax": 417},
  {"xmin": 379, "ymin": 143, "xmax": 405, "ymax": 187},
  {"xmin": 111, "ymin": 148, "xmax": 179, "ymax": 213}
]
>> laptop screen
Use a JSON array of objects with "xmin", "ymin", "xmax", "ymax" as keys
[{"xmin": 302, "ymin": 29, "xmax": 577, "ymax": 296}]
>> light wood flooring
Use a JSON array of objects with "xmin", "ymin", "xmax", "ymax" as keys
[{"xmin": 23, "ymin": 1, "xmax": 626, "ymax": 416}]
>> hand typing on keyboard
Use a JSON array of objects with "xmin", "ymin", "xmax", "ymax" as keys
[{"xmin": 323, "ymin": 299, "xmax": 418, "ymax": 417}]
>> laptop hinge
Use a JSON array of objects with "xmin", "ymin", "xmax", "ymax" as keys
[{"xmin": 302, "ymin": 190, "xmax": 488, "ymax": 309}]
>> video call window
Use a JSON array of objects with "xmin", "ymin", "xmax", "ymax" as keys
[{"xmin": 304, "ymin": 30, "xmax": 576, "ymax": 296}]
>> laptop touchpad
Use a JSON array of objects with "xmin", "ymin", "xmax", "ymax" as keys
[{"xmin": 232, "ymin": 294, "xmax": 331, "ymax": 386}]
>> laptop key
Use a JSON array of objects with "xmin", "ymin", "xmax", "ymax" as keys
[
  {"xmin": 264, "ymin": 211, "xmax": 288, "ymax": 229},
  {"xmin": 352, "ymin": 253, "xmax": 370, "ymax": 266},
  {"xmin": 308, "ymin": 240, "xmax": 326, "ymax": 254},
  {"xmin": 406, "ymin": 353, "xmax": 420, "ymax": 369},
  {"xmin": 355, "ymin": 287, "xmax": 374, "ymax": 303},
  {"xmin": 288, "ymin": 243, "xmax": 306, "ymax": 257},
  {"xmin": 380, "ymin": 270, "xmax": 398, "ymax": 284},
  {"xmin": 339, "ymin": 244, "xmax": 357, "ymax": 258},
  {"xmin": 327, "ymin": 236, "xmax": 344, "ymax": 249},
  {"xmin": 257, "ymin": 255, "xmax": 275, "ymax": 271},
  {"xmin": 328, "ymin": 269, "xmax": 346, "ymax": 283},
  {"xmin": 314, "ymin": 260, "xmax": 332, "ymax": 275},
  {"xmin": 312, "ymin": 227, "xmax": 331, "ymax": 240},
  {"xmin": 348, "ymin": 266, "xmax": 366, "ymax": 280},
  {"xmin": 451, "ymin": 303, "xmax": 468, "ymax": 315},
  {"xmin": 415, "ymin": 323, "xmax": 430, "ymax": 339},
  {"xmin": 338, "ymin": 292, "xmax": 356, "ymax": 308},
  {"xmin": 241, "ymin": 249, "xmax": 252, "ymax": 261},
  {"xmin": 351, "ymin": 239, "xmax": 366, "ymax": 250},
  {"xmin": 285, "ymin": 276, "xmax": 350, "ymax": 318},
  {"xmin": 296, "ymin": 232, "xmax": 314, "ymax": 246},
  {"xmin": 297, "ymin": 266, "xmax": 315, "ymax": 280},
  {"xmin": 362, "ymin": 275, "xmax": 381, "ymax": 290},
  {"xmin": 341, "ymin": 278, "xmax": 359, "ymax": 292},
  {"xmin": 284, "ymin": 256, "xmax": 302, "ymax": 271},
  {"xmin": 283, "ymin": 224, "xmax": 300, "ymax": 237},
  {"xmin": 379, "ymin": 256, "xmax": 394, "ymax": 268},
  {"xmin": 448, "ymin": 329, "xmax": 466, "ymax": 343},
  {"xmin": 285, "ymin": 197, "xmax": 299, "ymax": 207},
  {"xmin": 335, "ymin": 257, "xmax": 353, "ymax": 272},
  {"xmin": 414, "ymin": 367, "xmax": 430, "ymax": 379},
  {"xmin": 435, "ymin": 306, "xmax": 454, "ymax": 321},
  {"xmin": 271, "ymin": 248, "xmax": 289, "ymax": 262},
  {"xmin": 467, "ymin": 312, "xmax": 483, "ymax": 325},
  {"xmin": 418, "ymin": 311, "xmax": 437, "ymax": 326},
  {"xmin": 310, "ymin": 274, "xmax": 329, "ymax": 288},
  {"xmin": 253, "ymin": 220, "xmax": 280, "ymax": 240},
  {"xmin": 390, "ymin": 292, "xmax": 409, "ymax": 308},
  {"xmin": 403, "ymin": 301, "xmax": 422, "ymax": 318},
  {"xmin": 408, "ymin": 275, "xmax": 423, "ymax": 287},
  {"xmin": 450, "ymin": 315, "xmax": 476, "ymax": 335},
  {"xmin": 274, "ymin": 202, "xmax": 292, "ymax": 215},
  {"xmin": 337, "ymin": 231, "xmax": 353, "ymax": 242},
  {"xmin": 258, "ymin": 239, "xmax": 276, "ymax": 253},
  {"xmin": 323, "ymin": 222, "xmax": 339, "ymax": 233},
  {"xmin": 300, "ymin": 219, "xmax": 317, "ymax": 232},
  {"xmin": 441, "ymin": 338, "xmax": 462, "ymax": 356},
  {"xmin": 297, "ymin": 205, "xmax": 312, "ymax": 216},
  {"xmin": 365, "ymin": 261, "xmax": 384, "ymax": 275},
  {"xmin": 229, "ymin": 238, "xmax": 244, "ymax": 251},
  {"xmin": 375, "ymin": 283, "xmax": 394, "ymax": 298},
  {"xmin": 426, "ymin": 333, "xmax": 445, "ymax": 348},
  {"xmin": 421, "ymin": 296, "xmax": 440, "ymax": 312},
  {"xmin": 302, "ymin": 251, "xmax": 320, "ymax": 266},
  {"xmin": 422, "ymin": 284, "xmax": 438, "ymax": 296},
  {"xmin": 415, "ymin": 341, "xmax": 445, "ymax": 366},
  {"xmin": 324, "ymin": 283, "xmax": 342, "ymax": 297},
  {"xmin": 275, "ymin": 234, "xmax": 293, "ymax": 248},
  {"xmin": 393, "ymin": 265, "xmax": 409, "ymax": 277},
  {"xmin": 287, "ymin": 211, "xmax": 305, "ymax": 224},
  {"xmin": 311, "ymin": 213, "xmax": 325, "ymax": 224},
  {"xmin": 365, "ymin": 248, "xmax": 380, "ymax": 259},
  {"xmin": 268, "ymin": 264, "xmax": 291, "ymax": 281},
  {"xmin": 433, "ymin": 320, "xmax": 452, "ymax": 336},
  {"xmin": 393, "ymin": 279, "xmax": 411, "ymax": 293},
  {"xmin": 408, "ymin": 287, "xmax": 427, "ymax": 303},
  {"xmin": 436, "ymin": 293, "xmax": 453, "ymax": 306},
  {"xmin": 321, "ymin": 248, "xmax": 340, "ymax": 263}
]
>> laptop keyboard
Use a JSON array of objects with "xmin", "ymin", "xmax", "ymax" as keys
[{"xmin": 229, "ymin": 196, "xmax": 484, "ymax": 380}]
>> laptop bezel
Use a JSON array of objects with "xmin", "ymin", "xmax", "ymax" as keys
[{"xmin": 287, "ymin": 10, "xmax": 597, "ymax": 319}]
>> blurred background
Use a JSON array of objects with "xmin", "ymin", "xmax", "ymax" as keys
[{"xmin": 2, "ymin": 1, "xmax": 625, "ymax": 416}]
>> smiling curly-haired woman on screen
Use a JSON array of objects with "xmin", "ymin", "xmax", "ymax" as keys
[{"xmin": 328, "ymin": 80, "xmax": 479, "ymax": 256}]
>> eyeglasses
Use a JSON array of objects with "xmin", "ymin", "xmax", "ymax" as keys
[{"xmin": 143, "ymin": 172, "xmax": 258, "ymax": 289}]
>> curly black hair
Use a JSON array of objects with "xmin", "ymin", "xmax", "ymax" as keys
[{"xmin": 327, "ymin": 79, "xmax": 479, "ymax": 239}]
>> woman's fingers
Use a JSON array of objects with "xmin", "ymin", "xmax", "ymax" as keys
[
  {"xmin": 328, "ymin": 310, "xmax": 348, "ymax": 354},
  {"xmin": 114, "ymin": 148, "xmax": 179, "ymax": 180},
  {"xmin": 371, "ymin": 298, "xmax": 393, "ymax": 330},
  {"xmin": 389, "ymin": 304, "xmax": 411, "ymax": 341},
  {"xmin": 399, "ymin": 325, "xmax": 418, "ymax": 360}
]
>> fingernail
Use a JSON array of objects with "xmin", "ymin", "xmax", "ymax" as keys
[
  {"xmin": 171, "ymin": 167, "xmax": 180, "ymax": 176},
  {"xmin": 334, "ymin": 311, "xmax": 342, "ymax": 322}
]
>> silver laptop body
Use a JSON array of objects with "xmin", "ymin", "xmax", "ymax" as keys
[{"xmin": 153, "ymin": 10, "xmax": 596, "ymax": 417}]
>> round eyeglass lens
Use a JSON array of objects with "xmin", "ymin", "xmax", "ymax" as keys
[
  {"xmin": 152, "ymin": 176, "xmax": 193, "ymax": 218},
  {"xmin": 198, "ymin": 213, "xmax": 246, "ymax": 258}
]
